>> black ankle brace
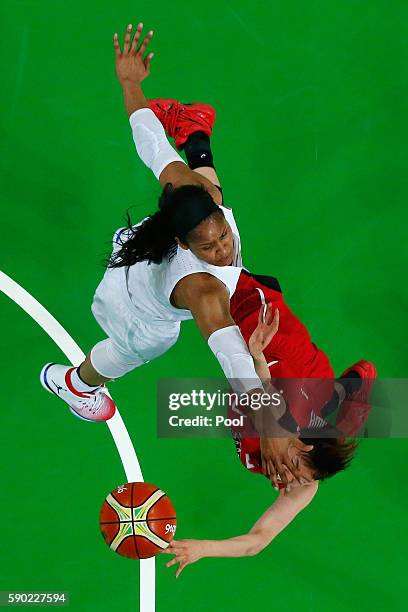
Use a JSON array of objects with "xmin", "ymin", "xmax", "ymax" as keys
[{"xmin": 182, "ymin": 131, "xmax": 215, "ymax": 170}]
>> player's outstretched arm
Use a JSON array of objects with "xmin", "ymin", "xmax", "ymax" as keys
[
  {"xmin": 163, "ymin": 481, "xmax": 318, "ymax": 577},
  {"xmin": 249, "ymin": 302, "xmax": 280, "ymax": 384},
  {"xmin": 114, "ymin": 22, "xmax": 153, "ymax": 116},
  {"xmin": 247, "ymin": 304, "xmax": 315, "ymax": 491},
  {"xmin": 114, "ymin": 22, "xmax": 223, "ymax": 205}
]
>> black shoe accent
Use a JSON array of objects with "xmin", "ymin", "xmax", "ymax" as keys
[{"xmin": 339, "ymin": 371, "xmax": 362, "ymax": 395}]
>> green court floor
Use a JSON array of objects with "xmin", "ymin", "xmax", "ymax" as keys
[{"xmin": 1, "ymin": 1, "xmax": 407, "ymax": 610}]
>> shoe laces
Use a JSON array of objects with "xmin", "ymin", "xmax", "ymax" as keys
[
  {"xmin": 75, "ymin": 390, "xmax": 106, "ymax": 415},
  {"xmin": 165, "ymin": 103, "xmax": 182, "ymax": 137}
]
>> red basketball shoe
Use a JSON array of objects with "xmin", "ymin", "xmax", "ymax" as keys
[
  {"xmin": 335, "ymin": 360, "xmax": 377, "ymax": 437},
  {"xmin": 148, "ymin": 98, "xmax": 216, "ymax": 149}
]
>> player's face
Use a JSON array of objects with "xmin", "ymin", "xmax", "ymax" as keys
[
  {"xmin": 282, "ymin": 445, "xmax": 316, "ymax": 488},
  {"xmin": 187, "ymin": 216, "xmax": 234, "ymax": 266}
]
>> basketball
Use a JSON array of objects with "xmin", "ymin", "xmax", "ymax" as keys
[{"xmin": 99, "ymin": 482, "xmax": 177, "ymax": 559}]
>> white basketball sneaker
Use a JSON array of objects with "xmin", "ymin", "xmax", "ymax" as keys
[{"xmin": 40, "ymin": 363, "xmax": 116, "ymax": 422}]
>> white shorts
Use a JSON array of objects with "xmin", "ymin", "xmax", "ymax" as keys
[{"xmin": 91, "ymin": 233, "xmax": 181, "ymax": 369}]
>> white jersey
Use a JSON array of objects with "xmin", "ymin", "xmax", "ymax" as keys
[{"xmin": 115, "ymin": 205, "xmax": 243, "ymax": 323}]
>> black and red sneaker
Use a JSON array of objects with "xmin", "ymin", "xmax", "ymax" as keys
[
  {"xmin": 335, "ymin": 360, "xmax": 377, "ymax": 436},
  {"xmin": 148, "ymin": 98, "xmax": 216, "ymax": 149}
]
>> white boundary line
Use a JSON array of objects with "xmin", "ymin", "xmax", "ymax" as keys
[{"xmin": 0, "ymin": 269, "xmax": 155, "ymax": 611}]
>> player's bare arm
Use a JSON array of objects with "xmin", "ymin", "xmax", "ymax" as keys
[
  {"xmin": 163, "ymin": 480, "xmax": 319, "ymax": 577},
  {"xmin": 171, "ymin": 273, "xmax": 235, "ymax": 338},
  {"xmin": 249, "ymin": 302, "xmax": 280, "ymax": 384},
  {"xmin": 160, "ymin": 162, "xmax": 223, "ymax": 206},
  {"xmin": 114, "ymin": 23, "xmax": 222, "ymax": 206},
  {"xmin": 246, "ymin": 304, "xmax": 315, "ymax": 491}
]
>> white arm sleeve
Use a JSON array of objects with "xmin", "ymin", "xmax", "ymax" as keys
[
  {"xmin": 208, "ymin": 325, "xmax": 263, "ymax": 395},
  {"xmin": 129, "ymin": 108, "xmax": 186, "ymax": 179}
]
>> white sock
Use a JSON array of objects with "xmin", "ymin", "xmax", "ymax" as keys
[{"xmin": 71, "ymin": 367, "xmax": 101, "ymax": 393}]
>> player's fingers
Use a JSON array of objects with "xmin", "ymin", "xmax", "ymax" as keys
[
  {"xmin": 280, "ymin": 464, "xmax": 295, "ymax": 491},
  {"xmin": 294, "ymin": 439, "xmax": 314, "ymax": 452},
  {"xmin": 123, "ymin": 23, "xmax": 132, "ymax": 53},
  {"xmin": 267, "ymin": 461, "xmax": 280, "ymax": 490},
  {"xmin": 276, "ymin": 461, "xmax": 289, "ymax": 487},
  {"xmin": 264, "ymin": 458, "xmax": 271, "ymax": 477},
  {"xmin": 176, "ymin": 561, "xmax": 187, "ymax": 578},
  {"xmin": 265, "ymin": 303, "xmax": 273, "ymax": 325},
  {"xmin": 137, "ymin": 30, "xmax": 154, "ymax": 56},
  {"xmin": 113, "ymin": 32, "xmax": 121, "ymax": 56},
  {"xmin": 130, "ymin": 22, "xmax": 143, "ymax": 53},
  {"xmin": 258, "ymin": 305, "xmax": 263, "ymax": 325},
  {"xmin": 165, "ymin": 558, "xmax": 179, "ymax": 567},
  {"xmin": 163, "ymin": 544, "xmax": 179, "ymax": 554},
  {"xmin": 271, "ymin": 307, "xmax": 279, "ymax": 333},
  {"xmin": 282, "ymin": 461, "xmax": 309, "ymax": 486},
  {"xmin": 144, "ymin": 52, "xmax": 154, "ymax": 73},
  {"xmin": 268, "ymin": 459, "xmax": 278, "ymax": 481}
]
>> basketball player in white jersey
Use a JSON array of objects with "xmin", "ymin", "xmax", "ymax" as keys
[{"xmin": 39, "ymin": 22, "xmax": 311, "ymax": 490}]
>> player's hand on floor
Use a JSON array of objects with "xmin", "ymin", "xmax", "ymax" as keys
[
  {"xmin": 163, "ymin": 539, "xmax": 204, "ymax": 578},
  {"xmin": 249, "ymin": 303, "xmax": 279, "ymax": 358},
  {"xmin": 260, "ymin": 437, "xmax": 314, "ymax": 492},
  {"xmin": 114, "ymin": 22, "xmax": 154, "ymax": 85}
]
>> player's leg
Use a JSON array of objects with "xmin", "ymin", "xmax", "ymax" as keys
[
  {"xmin": 40, "ymin": 315, "xmax": 181, "ymax": 422},
  {"xmin": 192, "ymin": 166, "xmax": 220, "ymax": 187},
  {"xmin": 78, "ymin": 351, "xmax": 109, "ymax": 385},
  {"xmin": 147, "ymin": 100, "xmax": 223, "ymax": 198},
  {"xmin": 131, "ymin": 106, "xmax": 223, "ymax": 205},
  {"xmin": 181, "ymin": 129, "xmax": 223, "ymax": 202}
]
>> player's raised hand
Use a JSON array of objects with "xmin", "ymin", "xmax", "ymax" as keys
[
  {"xmin": 249, "ymin": 303, "xmax": 279, "ymax": 359},
  {"xmin": 113, "ymin": 22, "xmax": 154, "ymax": 85},
  {"xmin": 163, "ymin": 539, "xmax": 205, "ymax": 578}
]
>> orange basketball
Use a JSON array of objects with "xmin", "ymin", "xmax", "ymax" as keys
[{"xmin": 99, "ymin": 482, "xmax": 177, "ymax": 559}]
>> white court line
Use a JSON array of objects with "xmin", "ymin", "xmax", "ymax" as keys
[{"xmin": 0, "ymin": 269, "xmax": 155, "ymax": 612}]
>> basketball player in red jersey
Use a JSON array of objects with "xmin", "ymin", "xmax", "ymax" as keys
[{"xmin": 164, "ymin": 297, "xmax": 375, "ymax": 577}]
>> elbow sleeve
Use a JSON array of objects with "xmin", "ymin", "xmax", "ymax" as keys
[
  {"xmin": 129, "ymin": 108, "xmax": 186, "ymax": 179},
  {"xmin": 208, "ymin": 325, "xmax": 263, "ymax": 395}
]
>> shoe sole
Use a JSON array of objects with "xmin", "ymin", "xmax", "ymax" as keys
[
  {"xmin": 40, "ymin": 362, "xmax": 57, "ymax": 395},
  {"xmin": 40, "ymin": 362, "xmax": 96, "ymax": 423}
]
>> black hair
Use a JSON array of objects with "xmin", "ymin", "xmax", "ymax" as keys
[
  {"xmin": 299, "ymin": 427, "xmax": 359, "ymax": 481},
  {"xmin": 108, "ymin": 183, "xmax": 223, "ymax": 268}
]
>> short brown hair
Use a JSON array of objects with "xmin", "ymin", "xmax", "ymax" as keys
[{"xmin": 299, "ymin": 428, "xmax": 359, "ymax": 481}]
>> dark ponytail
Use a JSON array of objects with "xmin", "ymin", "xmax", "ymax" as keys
[
  {"xmin": 108, "ymin": 207, "xmax": 176, "ymax": 268},
  {"xmin": 107, "ymin": 182, "xmax": 221, "ymax": 268}
]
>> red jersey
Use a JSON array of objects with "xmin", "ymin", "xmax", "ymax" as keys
[{"xmin": 230, "ymin": 270, "xmax": 335, "ymax": 479}]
